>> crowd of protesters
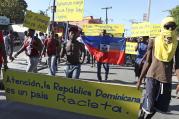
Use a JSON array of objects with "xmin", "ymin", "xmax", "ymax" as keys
[
  {"xmin": 0, "ymin": 27, "xmax": 150, "ymax": 79},
  {"xmin": 0, "ymin": 16, "xmax": 179, "ymax": 119}
]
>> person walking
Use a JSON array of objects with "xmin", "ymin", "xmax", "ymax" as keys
[
  {"xmin": 97, "ymin": 30, "xmax": 109, "ymax": 82},
  {"xmin": 13, "ymin": 29, "xmax": 43, "ymax": 73},
  {"xmin": 42, "ymin": 32, "xmax": 60, "ymax": 76},
  {"xmin": 60, "ymin": 26, "xmax": 86, "ymax": 79},
  {"xmin": 54, "ymin": 33, "xmax": 62, "ymax": 71},
  {"xmin": 134, "ymin": 36, "xmax": 148, "ymax": 80},
  {"xmin": 3, "ymin": 30, "xmax": 14, "ymax": 61},
  {"xmin": 137, "ymin": 17, "xmax": 179, "ymax": 119}
]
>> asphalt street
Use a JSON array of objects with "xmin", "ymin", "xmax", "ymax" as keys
[{"xmin": 0, "ymin": 50, "xmax": 179, "ymax": 119}]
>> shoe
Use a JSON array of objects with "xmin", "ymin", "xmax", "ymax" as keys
[
  {"xmin": 99, "ymin": 79, "xmax": 102, "ymax": 82},
  {"xmin": 105, "ymin": 76, "xmax": 108, "ymax": 80},
  {"xmin": 98, "ymin": 78, "xmax": 102, "ymax": 82}
]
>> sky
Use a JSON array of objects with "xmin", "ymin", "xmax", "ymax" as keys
[{"xmin": 25, "ymin": 0, "xmax": 179, "ymax": 35}]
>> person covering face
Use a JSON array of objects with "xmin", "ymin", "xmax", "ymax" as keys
[{"xmin": 154, "ymin": 17, "xmax": 178, "ymax": 62}]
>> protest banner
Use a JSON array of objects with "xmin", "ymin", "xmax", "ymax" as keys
[
  {"xmin": 131, "ymin": 22, "xmax": 150, "ymax": 37},
  {"xmin": 83, "ymin": 24, "xmax": 124, "ymax": 37},
  {"xmin": 23, "ymin": 11, "xmax": 50, "ymax": 32},
  {"xmin": 125, "ymin": 42, "xmax": 138, "ymax": 55},
  {"xmin": 3, "ymin": 69, "xmax": 142, "ymax": 119},
  {"xmin": 150, "ymin": 24, "xmax": 161, "ymax": 37},
  {"xmin": 56, "ymin": 0, "xmax": 84, "ymax": 21},
  {"xmin": 131, "ymin": 22, "xmax": 161, "ymax": 37}
]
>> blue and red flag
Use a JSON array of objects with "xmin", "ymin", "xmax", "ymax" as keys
[{"xmin": 82, "ymin": 36, "xmax": 126, "ymax": 64}]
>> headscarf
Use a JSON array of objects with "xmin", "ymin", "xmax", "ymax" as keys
[{"xmin": 154, "ymin": 17, "xmax": 178, "ymax": 62}]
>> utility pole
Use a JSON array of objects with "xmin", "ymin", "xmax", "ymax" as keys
[
  {"xmin": 101, "ymin": 6, "xmax": 112, "ymax": 24},
  {"xmin": 147, "ymin": 0, "xmax": 151, "ymax": 21},
  {"xmin": 51, "ymin": 0, "xmax": 56, "ymax": 32}
]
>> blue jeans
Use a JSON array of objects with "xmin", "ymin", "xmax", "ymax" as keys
[
  {"xmin": 65, "ymin": 64, "xmax": 81, "ymax": 79},
  {"xmin": 48, "ymin": 55, "xmax": 56, "ymax": 76},
  {"xmin": 97, "ymin": 62, "xmax": 109, "ymax": 81}
]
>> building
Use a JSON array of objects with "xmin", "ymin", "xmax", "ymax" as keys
[{"xmin": 69, "ymin": 16, "xmax": 103, "ymax": 28}]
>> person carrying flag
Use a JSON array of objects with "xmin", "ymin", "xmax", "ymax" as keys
[{"xmin": 97, "ymin": 30, "xmax": 110, "ymax": 82}]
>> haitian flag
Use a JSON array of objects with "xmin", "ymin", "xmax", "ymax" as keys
[{"xmin": 82, "ymin": 36, "xmax": 126, "ymax": 64}]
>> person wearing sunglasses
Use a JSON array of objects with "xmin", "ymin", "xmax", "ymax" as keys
[{"xmin": 137, "ymin": 17, "xmax": 179, "ymax": 119}]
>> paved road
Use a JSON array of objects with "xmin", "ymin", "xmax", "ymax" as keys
[{"xmin": 0, "ymin": 51, "xmax": 179, "ymax": 119}]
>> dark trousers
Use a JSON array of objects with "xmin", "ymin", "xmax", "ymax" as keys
[
  {"xmin": 97, "ymin": 62, "xmax": 109, "ymax": 81},
  {"xmin": 134, "ymin": 62, "xmax": 143, "ymax": 78}
]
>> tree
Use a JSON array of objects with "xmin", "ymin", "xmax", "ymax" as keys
[
  {"xmin": 170, "ymin": 5, "xmax": 179, "ymax": 35},
  {"xmin": 39, "ymin": 10, "xmax": 46, "ymax": 16},
  {"xmin": 39, "ymin": 10, "xmax": 49, "ymax": 16},
  {"xmin": 0, "ymin": 0, "xmax": 27, "ymax": 24}
]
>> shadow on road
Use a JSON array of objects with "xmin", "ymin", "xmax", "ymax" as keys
[
  {"xmin": 110, "ymin": 66, "xmax": 134, "ymax": 70},
  {"xmin": 81, "ymin": 70, "xmax": 116, "ymax": 75},
  {"xmin": 80, "ymin": 78, "xmax": 137, "ymax": 86},
  {"xmin": 169, "ymin": 105, "xmax": 179, "ymax": 112},
  {"xmin": 105, "ymin": 80, "xmax": 137, "ymax": 85}
]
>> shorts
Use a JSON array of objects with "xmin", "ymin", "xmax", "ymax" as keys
[{"xmin": 142, "ymin": 77, "xmax": 171, "ymax": 114}]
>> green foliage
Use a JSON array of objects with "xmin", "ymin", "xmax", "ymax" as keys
[
  {"xmin": 0, "ymin": 0, "xmax": 27, "ymax": 24},
  {"xmin": 39, "ymin": 10, "xmax": 46, "ymax": 16},
  {"xmin": 39, "ymin": 10, "xmax": 49, "ymax": 17},
  {"xmin": 170, "ymin": 5, "xmax": 179, "ymax": 35}
]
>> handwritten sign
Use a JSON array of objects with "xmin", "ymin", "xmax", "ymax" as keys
[
  {"xmin": 125, "ymin": 42, "xmax": 138, "ymax": 55},
  {"xmin": 131, "ymin": 22, "xmax": 160, "ymax": 37},
  {"xmin": 83, "ymin": 24, "xmax": 124, "ymax": 37},
  {"xmin": 23, "ymin": 11, "xmax": 50, "ymax": 32},
  {"xmin": 150, "ymin": 24, "xmax": 161, "ymax": 37},
  {"xmin": 56, "ymin": 0, "xmax": 84, "ymax": 21}
]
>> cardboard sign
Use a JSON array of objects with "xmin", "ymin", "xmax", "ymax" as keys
[
  {"xmin": 56, "ymin": 0, "xmax": 84, "ymax": 21},
  {"xmin": 83, "ymin": 24, "xmax": 124, "ymax": 37},
  {"xmin": 131, "ymin": 22, "xmax": 160, "ymax": 37},
  {"xmin": 23, "ymin": 11, "xmax": 50, "ymax": 32},
  {"xmin": 150, "ymin": 24, "xmax": 161, "ymax": 37},
  {"xmin": 125, "ymin": 42, "xmax": 138, "ymax": 55}
]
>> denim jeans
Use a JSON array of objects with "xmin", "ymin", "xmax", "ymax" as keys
[
  {"xmin": 48, "ymin": 55, "xmax": 56, "ymax": 76},
  {"xmin": 65, "ymin": 64, "xmax": 81, "ymax": 79},
  {"xmin": 26, "ymin": 57, "xmax": 39, "ymax": 73},
  {"xmin": 97, "ymin": 62, "xmax": 109, "ymax": 81}
]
